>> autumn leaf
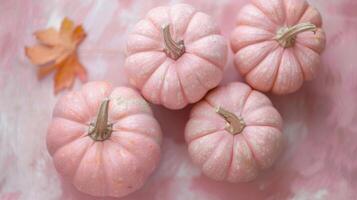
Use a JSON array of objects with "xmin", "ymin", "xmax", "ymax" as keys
[{"xmin": 25, "ymin": 17, "xmax": 87, "ymax": 94}]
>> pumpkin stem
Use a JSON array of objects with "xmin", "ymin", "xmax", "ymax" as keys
[
  {"xmin": 162, "ymin": 24, "xmax": 185, "ymax": 60},
  {"xmin": 275, "ymin": 22, "xmax": 317, "ymax": 48},
  {"xmin": 216, "ymin": 106, "xmax": 245, "ymax": 135},
  {"xmin": 88, "ymin": 99, "xmax": 113, "ymax": 141}
]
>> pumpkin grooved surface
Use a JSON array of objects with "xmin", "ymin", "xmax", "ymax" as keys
[
  {"xmin": 231, "ymin": 0, "xmax": 326, "ymax": 94},
  {"xmin": 125, "ymin": 3, "xmax": 227, "ymax": 109},
  {"xmin": 47, "ymin": 81, "xmax": 162, "ymax": 197},
  {"xmin": 185, "ymin": 82, "xmax": 283, "ymax": 182}
]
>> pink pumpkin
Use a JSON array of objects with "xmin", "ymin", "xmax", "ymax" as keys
[
  {"xmin": 231, "ymin": 0, "xmax": 326, "ymax": 94},
  {"xmin": 46, "ymin": 81, "xmax": 162, "ymax": 198},
  {"xmin": 124, "ymin": 3, "xmax": 228, "ymax": 109},
  {"xmin": 185, "ymin": 82, "xmax": 283, "ymax": 182}
]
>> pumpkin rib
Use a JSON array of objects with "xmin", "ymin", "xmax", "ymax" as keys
[
  {"xmin": 298, "ymin": 6, "xmax": 322, "ymax": 27},
  {"xmin": 109, "ymin": 134, "xmax": 137, "ymax": 156},
  {"xmin": 242, "ymin": 126, "xmax": 281, "ymax": 169},
  {"xmin": 272, "ymin": 49, "xmax": 304, "ymax": 94},
  {"xmin": 145, "ymin": 17, "xmax": 163, "ymax": 35},
  {"xmin": 245, "ymin": 47, "xmax": 284, "ymax": 92},
  {"xmin": 251, "ymin": 0, "xmax": 285, "ymax": 25},
  {"xmin": 243, "ymin": 105, "xmax": 282, "ymax": 126},
  {"xmin": 185, "ymin": 53, "xmax": 223, "ymax": 90},
  {"xmin": 126, "ymin": 34, "xmax": 163, "ymax": 55},
  {"xmin": 109, "ymin": 132, "xmax": 161, "ymax": 170},
  {"xmin": 53, "ymin": 91, "xmax": 92, "ymax": 123},
  {"xmin": 53, "ymin": 116, "xmax": 88, "ymax": 129},
  {"xmin": 290, "ymin": 47, "xmax": 307, "ymax": 81},
  {"xmin": 224, "ymin": 135, "xmax": 235, "ymax": 180},
  {"xmin": 131, "ymin": 19, "xmax": 162, "ymax": 40},
  {"xmin": 249, "ymin": 3, "xmax": 281, "ymax": 26},
  {"xmin": 188, "ymin": 52, "xmax": 223, "ymax": 73},
  {"xmin": 111, "ymin": 112, "xmax": 154, "ymax": 123},
  {"xmin": 226, "ymin": 135, "xmax": 259, "ymax": 182},
  {"xmin": 186, "ymin": 34, "xmax": 227, "ymax": 69},
  {"xmin": 145, "ymin": 6, "xmax": 170, "ymax": 33},
  {"xmin": 228, "ymin": 83, "xmax": 252, "ymax": 116},
  {"xmin": 200, "ymin": 131, "xmax": 226, "ymax": 162},
  {"xmin": 235, "ymin": 41, "xmax": 279, "ymax": 76},
  {"xmin": 101, "ymin": 142, "xmax": 119, "ymax": 196},
  {"xmin": 283, "ymin": 0, "xmax": 309, "ymax": 26},
  {"xmin": 189, "ymin": 101, "xmax": 224, "ymax": 122},
  {"xmin": 108, "ymin": 134, "xmax": 148, "ymax": 163},
  {"xmin": 48, "ymin": 117, "xmax": 89, "ymax": 154},
  {"xmin": 241, "ymin": 48, "xmax": 273, "ymax": 79},
  {"xmin": 269, "ymin": 48, "xmax": 285, "ymax": 92},
  {"xmin": 293, "ymin": 43, "xmax": 321, "ymax": 80},
  {"xmin": 183, "ymin": 12, "xmax": 219, "ymax": 44},
  {"xmin": 111, "ymin": 125, "xmax": 160, "ymax": 145},
  {"xmin": 173, "ymin": 64, "xmax": 189, "ymax": 103},
  {"xmin": 240, "ymin": 132, "xmax": 262, "ymax": 169},
  {"xmin": 236, "ymin": 4, "xmax": 278, "ymax": 33},
  {"xmin": 295, "ymin": 32, "xmax": 323, "ymax": 54},
  {"xmin": 187, "ymin": 125, "xmax": 225, "ymax": 146},
  {"xmin": 176, "ymin": 57, "xmax": 208, "ymax": 99},
  {"xmin": 131, "ymin": 54, "xmax": 167, "ymax": 90},
  {"xmin": 242, "ymin": 91, "xmax": 273, "ymax": 116},
  {"xmin": 168, "ymin": 4, "xmax": 196, "ymax": 40},
  {"xmin": 201, "ymin": 133, "xmax": 230, "ymax": 180},
  {"xmin": 65, "ymin": 138, "xmax": 95, "ymax": 178},
  {"xmin": 77, "ymin": 88, "xmax": 97, "ymax": 119},
  {"xmin": 100, "ymin": 144, "xmax": 111, "ymax": 196},
  {"xmin": 126, "ymin": 50, "xmax": 166, "ymax": 59},
  {"xmin": 185, "ymin": 31, "xmax": 220, "ymax": 46},
  {"xmin": 128, "ymin": 33, "xmax": 161, "ymax": 45},
  {"xmin": 231, "ymin": 25, "xmax": 275, "ymax": 50},
  {"xmin": 141, "ymin": 60, "xmax": 171, "ymax": 105},
  {"xmin": 73, "ymin": 143, "xmax": 110, "ymax": 196},
  {"xmin": 110, "ymin": 131, "xmax": 160, "ymax": 159},
  {"xmin": 158, "ymin": 62, "xmax": 171, "ymax": 106},
  {"xmin": 192, "ymin": 69, "xmax": 209, "ymax": 90}
]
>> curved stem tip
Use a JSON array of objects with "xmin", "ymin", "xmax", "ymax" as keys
[
  {"xmin": 162, "ymin": 24, "xmax": 185, "ymax": 60},
  {"xmin": 275, "ymin": 22, "xmax": 317, "ymax": 48},
  {"xmin": 216, "ymin": 106, "xmax": 245, "ymax": 135}
]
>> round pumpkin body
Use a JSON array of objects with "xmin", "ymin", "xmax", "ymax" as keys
[
  {"xmin": 231, "ymin": 0, "xmax": 326, "ymax": 95},
  {"xmin": 185, "ymin": 82, "xmax": 283, "ymax": 182},
  {"xmin": 46, "ymin": 81, "xmax": 162, "ymax": 197},
  {"xmin": 124, "ymin": 3, "xmax": 228, "ymax": 109}
]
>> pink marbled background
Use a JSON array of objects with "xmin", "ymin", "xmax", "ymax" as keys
[{"xmin": 1, "ymin": 0, "xmax": 357, "ymax": 199}]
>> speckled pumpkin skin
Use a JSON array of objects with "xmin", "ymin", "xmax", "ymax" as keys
[
  {"xmin": 185, "ymin": 82, "xmax": 283, "ymax": 182},
  {"xmin": 124, "ymin": 3, "xmax": 228, "ymax": 110},
  {"xmin": 46, "ymin": 81, "xmax": 162, "ymax": 198},
  {"xmin": 231, "ymin": 0, "xmax": 326, "ymax": 95}
]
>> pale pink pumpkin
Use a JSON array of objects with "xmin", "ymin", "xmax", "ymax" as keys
[
  {"xmin": 124, "ymin": 3, "xmax": 228, "ymax": 109},
  {"xmin": 231, "ymin": 0, "xmax": 326, "ymax": 95},
  {"xmin": 185, "ymin": 82, "xmax": 283, "ymax": 182},
  {"xmin": 46, "ymin": 81, "xmax": 162, "ymax": 198}
]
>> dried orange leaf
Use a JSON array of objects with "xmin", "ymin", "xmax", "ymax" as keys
[
  {"xmin": 25, "ymin": 17, "xmax": 87, "ymax": 94},
  {"xmin": 25, "ymin": 45, "xmax": 63, "ymax": 65},
  {"xmin": 35, "ymin": 28, "xmax": 60, "ymax": 46}
]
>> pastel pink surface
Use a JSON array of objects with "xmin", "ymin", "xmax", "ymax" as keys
[
  {"xmin": 125, "ymin": 4, "xmax": 228, "ymax": 109},
  {"xmin": 1, "ymin": 0, "xmax": 357, "ymax": 199},
  {"xmin": 47, "ymin": 81, "xmax": 162, "ymax": 198},
  {"xmin": 231, "ymin": 0, "xmax": 326, "ymax": 94},
  {"xmin": 185, "ymin": 82, "xmax": 283, "ymax": 182}
]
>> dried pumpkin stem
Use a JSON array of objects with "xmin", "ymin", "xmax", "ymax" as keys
[
  {"xmin": 275, "ymin": 22, "xmax": 317, "ymax": 48},
  {"xmin": 215, "ymin": 106, "xmax": 245, "ymax": 135},
  {"xmin": 162, "ymin": 24, "xmax": 185, "ymax": 60},
  {"xmin": 88, "ymin": 99, "xmax": 113, "ymax": 141}
]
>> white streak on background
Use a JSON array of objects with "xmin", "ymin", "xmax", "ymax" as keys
[{"xmin": 83, "ymin": 0, "xmax": 118, "ymax": 42}]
